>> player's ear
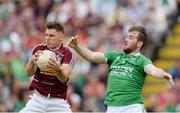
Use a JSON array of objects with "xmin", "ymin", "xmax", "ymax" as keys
[{"xmin": 137, "ymin": 41, "xmax": 143, "ymax": 48}]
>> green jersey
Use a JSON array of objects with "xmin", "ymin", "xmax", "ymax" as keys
[{"xmin": 104, "ymin": 51, "xmax": 152, "ymax": 106}]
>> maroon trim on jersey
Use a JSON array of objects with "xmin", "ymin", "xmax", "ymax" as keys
[{"xmin": 29, "ymin": 44, "xmax": 74, "ymax": 99}]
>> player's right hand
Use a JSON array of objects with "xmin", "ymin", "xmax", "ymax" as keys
[
  {"xmin": 163, "ymin": 73, "xmax": 175, "ymax": 86},
  {"xmin": 31, "ymin": 50, "xmax": 42, "ymax": 64},
  {"xmin": 67, "ymin": 35, "xmax": 79, "ymax": 48}
]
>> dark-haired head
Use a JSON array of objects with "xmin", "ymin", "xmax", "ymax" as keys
[
  {"xmin": 44, "ymin": 21, "xmax": 65, "ymax": 49},
  {"xmin": 128, "ymin": 26, "xmax": 148, "ymax": 49},
  {"xmin": 45, "ymin": 21, "xmax": 64, "ymax": 33}
]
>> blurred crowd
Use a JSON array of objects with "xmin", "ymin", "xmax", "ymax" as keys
[{"xmin": 0, "ymin": 0, "xmax": 179, "ymax": 112}]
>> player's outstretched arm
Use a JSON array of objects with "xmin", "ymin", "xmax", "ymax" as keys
[
  {"xmin": 67, "ymin": 35, "xmax": 106, "ymax": 64},
  {"xmin": 144, "ymin": 64, "xmax": 175, "ymax": 86}
]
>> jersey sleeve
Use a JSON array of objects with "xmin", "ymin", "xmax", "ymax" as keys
[
  {"xmin": 142, "ymin": 57, "xmax": 152, "ymax": 67},
  {"xmin": 32, "ymin": 44, "xmax": 44, "ymax": 55},
  {"xmin": 104, "ymin": 51, "xmax": 121, "ymax": 65},
  {"xmin": 62, "ymin": 48, "xmax": 75, "ymax": 65}
]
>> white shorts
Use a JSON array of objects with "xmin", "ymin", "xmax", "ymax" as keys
[
  {"xmin": 19, "ymin": 91, "xmax": 72, "ymax": 113},
  {"xmin": 106, "ymin": 104, "xmax": 146, "ymax": 113}
]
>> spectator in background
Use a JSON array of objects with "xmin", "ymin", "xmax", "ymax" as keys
[
  {"xmin": 168, "ymin": 58, "xmax": 180, "ymax": 80},
  {"xmin": 177, "ymin": 0, "xmax": 180, "ymax": 20},
  {"xmin": 0, "ymin": 77, "xmax": 10, "ymax": 111}
]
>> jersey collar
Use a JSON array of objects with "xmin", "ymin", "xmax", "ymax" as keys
[{"xmin": 48, "ymin": 43, "xmax": 63, "ymax": 51}]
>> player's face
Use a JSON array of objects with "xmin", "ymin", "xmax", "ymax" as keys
[
  {"xmin": 45, "ymin": 29, "xmax": 64, "ymax": 49},
  {"xmin": 123, "ymin": 31, "xmax": 139, "ymax": 53}
]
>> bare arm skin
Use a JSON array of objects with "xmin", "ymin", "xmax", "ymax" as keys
[
  {"xmin": 67, "ymin": 35, "xmax": 106, "ymax": 64},
  {"xmin": 144, "ymin": 64, "xmax": 174, "ymax": 86}
]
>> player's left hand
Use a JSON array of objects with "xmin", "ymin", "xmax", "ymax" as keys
[
  {"xmin": 163, "ymin": 73, "xmax": 175, "ymax": 86},
  {"xmin": 47, "ymin": 57, "xmax": 62, "ymax": 71}
]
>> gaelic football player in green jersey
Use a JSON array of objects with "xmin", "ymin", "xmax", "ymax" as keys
[{"xmin": 68, "ymin": 26, "xmax": 174, "ymax": 113}]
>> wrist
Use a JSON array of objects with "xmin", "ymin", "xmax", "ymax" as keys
[
  {"xmin": 163, "ymin": 72, "xmax": 169, "ymax": 80},
  {"xmin": 74, "ymin": 44, "xmax": 80, "ymax": 50}
]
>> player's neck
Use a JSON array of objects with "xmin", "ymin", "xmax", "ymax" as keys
[
  {"xmin": 48, "ymin": 43, "xmax": 63, "ymax": 51},
  {"xmin": 129, "ymin": 50, "xmax": 140, "ymax": 55}
]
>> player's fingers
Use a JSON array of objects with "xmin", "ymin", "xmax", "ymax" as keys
[
  {"xmin": 48, "ymin": 58, "xmax": 56, "ymax": 65},
  {"xmin": 50, "ymin": 57, "xmax": 57, "ymax": 61},
  {"xmin": 37, "ymin": 50, "xmax": 42, "ymax": 53},
  {"xmin": 74, "ymin": 35, "xmax": 79, "ymax": 39},
  {"xmin": 47, "ymin": 58, "xmax": 55, "ymax": 66},
  {"xmin": 34, "ymin": 52, "xmax": 42, "ymax": 57},
  {"xmin": 72, "ymin": 35, "xmax": 79, "ymax": 44},
  {"xmin": 67, "ymin": 36, "xmax": 78, "ymax": 48},
  {"xmin": 170, "ymin": 78, "xmax": 175, "ymax": 86},
  {"xmin": 47, "ymin": 59, "xmax": 61, "ymax": 71},
  {"xmin": 31, "ymin": 56, "xmax": 38, "ymax": 64},
  {"xmin": 36, "ymin": 50, "xmax": 43, "ymax": 55},
  {"xmin": 32, "ymin": 55, "xmax": 38, "ymax": 61},
  {"xmin": 71, "ymin": 36, "xmax": 76, "ymax": 42},
  {"xmin": 67, "ymin": 37, "xmax": 73, "ymax": 45},
  {"xmin": 46, "ymin": 64, "xmax": 54, "ymax": 68},
  {"xmin": 167, "ymin": 74, "xmax": 174, "ymax": 86},
  {"xmin": 50, "ymin": 58, "xmax": 60, "ymax": 66}
]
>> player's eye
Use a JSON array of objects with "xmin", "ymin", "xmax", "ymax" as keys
[{"xmin": 129, "ymin": 35, "xmax": 134, "ymax": 40}]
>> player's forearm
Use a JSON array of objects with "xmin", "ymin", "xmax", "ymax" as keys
[
  {"xmin": 25, "ymin": 59, "xmax": 37, "ymax": 76},
  {"xmin": 150, "ymin": 68, "xmax": 166, "ymax": 79},
  {"xmin": 74, "ymin": 44, "xmax": 94, "ymax": 61},
  {"xmin": 56, "ymin": 70, "xmax": 69, "ymax": 83},
  {"xmin": 74, "ymin": 44, "xmax": 105, "ymax": 63}
]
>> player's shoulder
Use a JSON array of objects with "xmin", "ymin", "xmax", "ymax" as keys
[
  {"xmin": 139, "ymin": 54, "xmax": 150, "ymax": 60},
  {"xmin": 137, "ymin": 54, "xmax": 152, "ymax": 65},
  {"xmin": 32, "ymin": 43, "xmax": 47, "ymax": 54},
  {"xmin": 32, "ymin": 43, "xmax": 47, "ymax": 50},
  {"xmin": 61, "ymin": 44, "xmax": 73, "ymax": 54},
  {"xmin": 105, "ymin": 50, "xmax": 123, "ymax": 55}
]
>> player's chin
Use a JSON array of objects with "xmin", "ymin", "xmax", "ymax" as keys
[{"xmin": 47, "ymin": 44, "xmax": 56, "ymax": 49}]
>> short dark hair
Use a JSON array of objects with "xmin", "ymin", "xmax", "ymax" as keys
[
  {"xmin": 128, "ymin": 26, "xmax": 148, "ymax": 49},
  {"xmin": 45, "ymin": 21, "xmax": 64, "ymax": 33}
]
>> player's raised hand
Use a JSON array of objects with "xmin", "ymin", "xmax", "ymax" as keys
[
  {"xmin": 163, "ymin": 73, "xmax": 175, "ymax": 86},
  {"xmin": 67, "ymin": 35, "xmax": 79, "ymax": 48}
]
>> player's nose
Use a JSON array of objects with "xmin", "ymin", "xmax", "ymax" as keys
[
  {"xmin": 124, "ymin": 38, "xmax": 128, "ymax": 43},
  {"xmin": 46, "ymin": 36, "xmax": 50, "ymax": 41}
]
